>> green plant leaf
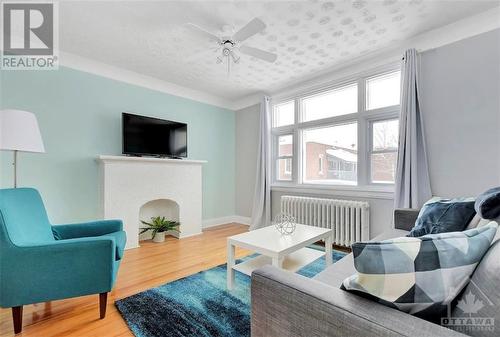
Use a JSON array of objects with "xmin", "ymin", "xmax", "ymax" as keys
[{"xmin": 140, "ymin": 216, "xmax": 181, "ymax": 236}]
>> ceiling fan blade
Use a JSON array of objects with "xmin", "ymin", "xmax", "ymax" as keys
[
  {"xmin": 240, "ymin": 45, "xmax": 277, "ymax": 63},
  {"xmin": 184, "ymin": 23, "xmax": 220, "ymax": 43},
  {"xmin": 233, "ymin": 18, "xmax": 266, "ymax": 42}
]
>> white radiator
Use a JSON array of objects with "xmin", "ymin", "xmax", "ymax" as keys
[{"xmin": 280, "ymin": 195, "xmax": 370, "ymax": 247}]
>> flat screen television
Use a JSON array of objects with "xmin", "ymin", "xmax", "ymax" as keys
[{"xmin": 122, "ymin": 113, "xmax": 187, "ymax": 158}]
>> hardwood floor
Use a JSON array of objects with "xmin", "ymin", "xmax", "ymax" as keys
[{"xmin": 0, "ymin": 224, "xmax": 250, "ymax": 337}]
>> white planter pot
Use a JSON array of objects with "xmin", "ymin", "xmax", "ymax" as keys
[{"xmin": 152, "ymin": 232, "xmax": 166, "ymax": 243}]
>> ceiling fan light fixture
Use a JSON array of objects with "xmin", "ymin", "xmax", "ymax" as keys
[
  {"xmin": 185, "ymin": 17, "xmax": 278, "ymax": 74},
  {"xmin": 230, "ymin": 51, "xmax": 240, "ymax": 64}
]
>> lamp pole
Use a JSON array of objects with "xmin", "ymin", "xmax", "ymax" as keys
[{"xmin": 13, "ymin": 150, "xmax": 18, "ymax": 188}]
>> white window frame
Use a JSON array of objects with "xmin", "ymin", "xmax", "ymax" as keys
[
  {"xmin": 301, "ymin": 120, "xmax": 358, "ymax": 186},
  {"xmin": 271, "ymin": 63, "xmax": 400, "ymax": 195},
  {"xmin": 368, "ymin": 116, "xmax": 400, "ymax": 185},
  {"xmin": 275, "ymin": 134, "xmax": 294, "ymax": 182},
  {"xmin": 273, "ymin": 101, "xmax": 295, "ymax": 128}
]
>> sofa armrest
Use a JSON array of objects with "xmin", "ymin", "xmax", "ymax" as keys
[
  {"xmin": 251, "ymin": 265, "xmax": 464, "ymax": 337},
  {"xmin": 52, "ymin": 219, "xmax": 123, "ymax": 240},
  {"xmin": 394, "ymin": 208, "xmax": 420, "ymax": 231}
]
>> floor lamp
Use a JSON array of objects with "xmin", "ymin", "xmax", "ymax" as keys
[{"xmin": 0, "ymin": 109, "xmax": 45, "ymax": 188}]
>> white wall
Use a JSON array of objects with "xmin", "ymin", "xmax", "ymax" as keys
[
  {"xmin": 235, "ymin": 104, "xmax": 260, "ymax": 218},
  {"xmin": 420, "ymin": 29, "xmax": 500, "ymax": 197},
  {"xmin": 235, "ymin": 29, "xmax": 500, "ymax": 237}
]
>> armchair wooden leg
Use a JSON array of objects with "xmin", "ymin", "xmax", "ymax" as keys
[
  {"xmin": 12, "ymin": 306, "xmax": 23, "ymax": 334},
  {"xmin": 99, "ymin": 292, "xmax": 108, "ymax": 319}
]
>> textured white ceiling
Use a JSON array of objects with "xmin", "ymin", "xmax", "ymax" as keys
[{"xmin": 59, "ymin": 1, "xmax": 499, "ymax": 101}]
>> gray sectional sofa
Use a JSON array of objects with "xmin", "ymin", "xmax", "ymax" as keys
[{"xmin": 251, "ymin": 209, "xmax": 499, "ymax": 337}]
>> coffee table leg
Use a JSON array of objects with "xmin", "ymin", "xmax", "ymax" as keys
[
  {"xmin": 272, "ymin": 256, "xmax": 284, "ymax": 268},
  {"xmin": 325, "ymin": 235, "xmax": 333, "ymax": 266},
  {"xmin": 227, "ymin": 243, "xmax": 235, "ymax": 290}
]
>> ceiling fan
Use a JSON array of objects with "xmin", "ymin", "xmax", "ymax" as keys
[{"xmin": 185, "ymin": 18, "xmax": 278, "ymax": 74}]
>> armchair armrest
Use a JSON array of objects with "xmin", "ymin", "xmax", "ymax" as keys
[
  {"xmin": 394, "ymin": 208, "xmax": 420, "ymax": 231},
  {"xmin": 1, "ymin": 236, "xmax": 116, "ymax": 307},
  {"xmin": 52, "ymin": 219, "xmax": 123, "ymax": 240},
  {"xmin": 251, "ymin": 265, "xmax": 464, "ymax": 337}
]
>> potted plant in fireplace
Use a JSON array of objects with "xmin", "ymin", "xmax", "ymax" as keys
[{"xmin": 139, "ymin": 216, "xmax": 180, "ymax": 243}]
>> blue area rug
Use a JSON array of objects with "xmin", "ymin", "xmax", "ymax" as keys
[{"xmin": 116, "ymin": 247, "xmax": 346, "ymax": 337}]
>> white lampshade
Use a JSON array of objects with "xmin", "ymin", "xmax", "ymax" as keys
[{"xmin": 0, "ymin": 109, "xmax": 45, "ymax": 153}]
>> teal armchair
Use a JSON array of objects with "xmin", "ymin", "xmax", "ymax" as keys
[{"xmin": 0, "ymin": 188, "xmax": 126, "ymax": 333}]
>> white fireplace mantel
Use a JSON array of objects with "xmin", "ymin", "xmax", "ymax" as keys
[
  {"xmin": 98, "ymin": 155, "xmax": 207, "ymax": 165},
  {"xmin": 97, "ymin": 155, "xmax": 206, "ymax": 249}
]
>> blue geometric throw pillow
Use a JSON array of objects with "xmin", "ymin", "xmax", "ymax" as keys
[
  {"xmin": 341, "ymin": 222, "xmax": 498, "ymax": 321},
  {"xmin": 407, "ymin": 197, "xmax": 476, "ymax": 237}
]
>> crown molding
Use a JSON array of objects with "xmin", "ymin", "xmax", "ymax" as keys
[
  {"xmin": 59, "ymin": 52, "xmax": 236, "ymax": 110},
  {"xmin": 2, "ymin": 34, "xmax": 235, "ymax": 109},
  {"xmin": 232, "ymin": 92, "xmax": 266, "ymax": 111},
  {"xmin": 6, "ymin": 6, "xmax": 497, "ymax": 112},
  {"xmin": 231, "ymin": 6, "xmax": 500, "ymax": 109}
]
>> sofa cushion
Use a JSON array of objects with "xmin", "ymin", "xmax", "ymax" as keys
[
  {"xmin": 465, "ymin": 214, "xmax": 493, "ymax": 230},
  {"xmin": 474, "ymin": 186, "xmax": 500, "ymax": 220},
  {"xmin": 451, "ymin": 229, "xmax": 500, "ymax": 337},
  {"xmin": 341, "ymin": 223, "xmax": 497, "ymax": 321},
  {"xmin": 408, "ymin": 197, "xmax": 476, "ymax": 237},
  {"xmin": 314, "ymin": 228, "xmax": 408, "ymax": 287}
]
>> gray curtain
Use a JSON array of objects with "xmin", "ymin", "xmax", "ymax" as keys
[
  {"xmin": 250, "ymin": 96, "xmax": 272, "ymax": 229},
  {"xmin": 394, "ymin": 49, "xmax": 432, "ymax": 209}
]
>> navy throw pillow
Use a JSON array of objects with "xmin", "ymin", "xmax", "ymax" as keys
[
  {"xmin": 407, "ymin": 197, "xmax": 476, "ymax": 237},
  {"xmin": 475, "ymin": 187, "xmax": 500, "ymax": 220}
]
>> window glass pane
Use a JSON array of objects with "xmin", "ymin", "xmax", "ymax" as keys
[
  {"xmin": 366, "ymin": 71, "xmax": 401, "ymax": 110},
  {"xmin": 277, "ymin": 158, "xmax": 292, "ymax": 181},
  {"xmin": 278, "ymin": 135, "xmax": 293, "ymax": 156},
  {"xmin": 273, "ymin": 101, "xmax": 294, "ymax": 127},
  {"xmin": 372, "ymin": 119, "xmax": 399, "ymax": 151},
  {"xmin": 302, "ymin": 84, "xmax": 357, "ymax": 122},
  {"xmin": 303, "ymin": 123, "xmax": 357, "ymax": 185},
  {"xmin": 371, "ymin": 153, "xmax": 397, "ymax": 183}
]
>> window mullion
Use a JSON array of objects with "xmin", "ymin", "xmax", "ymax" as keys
[
  {"xmin": 357, "ymin": 78, "xmax": 368, "ymax": 187},
  {"xmin": 293, "ymin": 98, "xmax": 301, "ymax": 185},
  {"xmin": 272, "ymin": 134, "xmax": 278, "ymax": 183},
  {"xmin": 371, "ymin": 149, "xmax": 398, "ymax": 154}
]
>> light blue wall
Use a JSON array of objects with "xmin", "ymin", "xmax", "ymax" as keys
[{"xmin": 0, "ymin": 67, "xmax": 236, "ymax": 224}]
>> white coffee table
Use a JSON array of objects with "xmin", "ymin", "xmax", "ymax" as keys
[{"xmin": 227, "ymin": 224, "xmax": 333, "ymax": 289}]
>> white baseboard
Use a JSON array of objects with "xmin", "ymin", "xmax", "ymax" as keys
[{"xmin": 202, "ymin": 215, "xmax": 251, "ymax": 228}]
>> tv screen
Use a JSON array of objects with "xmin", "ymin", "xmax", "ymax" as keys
[{"xmin": 122, "ymin": 113, "xmax": 187, "ymax": 157}]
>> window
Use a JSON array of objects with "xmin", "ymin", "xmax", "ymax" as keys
[
  {"xmin": 370, "ymin": 119, "xmax": 399, "ymax": 183},
  {"xmin": 273, "ymin": 101, "xmax": 294, "ymax": 127},
  {"xmin": 302, "ymin": 83, "xmax": 357, "ymax": 122},
  {"xmin": 366, "ymin": 71, "xmax": 401, "ymax": 110},
  {"xmin": 276, "ymin": 134, "xmax": 293, "ymax": 181},
  {"xmin": 272, "ymin": 67, "xmax": 400, "ymax": 190},
  {"xmin": 284, "ymin": 158, "xmax": 292, "ymax": 174},
  {"xmin": 303, "ymin": 123, "xmax": 357, "ymax": 185}
]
